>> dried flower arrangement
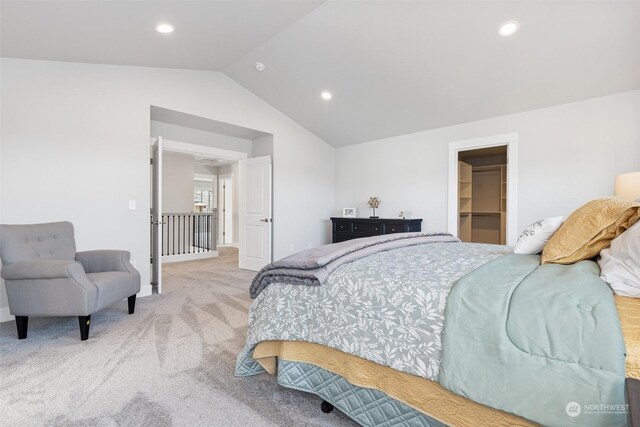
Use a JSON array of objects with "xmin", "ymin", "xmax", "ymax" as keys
[{"xmin": 367, "ymin": 197, "xmax": 381, "ymax": 218}]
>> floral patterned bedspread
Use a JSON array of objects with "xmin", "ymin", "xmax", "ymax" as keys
[{"xmin": 236, "ymin": 242, "xmax": 511, "ymax": 381}]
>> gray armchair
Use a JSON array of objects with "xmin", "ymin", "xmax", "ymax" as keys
[{"xmin": 0, "ymin": 221, "xmax": 140, "ymax": 340}]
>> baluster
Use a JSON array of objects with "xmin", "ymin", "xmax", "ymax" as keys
[{"xmin": 162, "ymin": 215, "xmax": 166, "ymax": 256}]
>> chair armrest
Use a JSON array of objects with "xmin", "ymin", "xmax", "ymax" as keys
[
  {"xmin": 1, "ymin": 260, "xmax": 88, "ymax": 281},
  {"xmin": 75, "ymin": 250, "xmax": 135, "ymax": 274}
]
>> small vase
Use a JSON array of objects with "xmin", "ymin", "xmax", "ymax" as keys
[{"xmin": 370, "ymin": 208, "xmax": 379, "ymax": 219}]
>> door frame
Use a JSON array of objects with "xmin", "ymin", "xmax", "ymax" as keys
[
  {"xmin": 217, "ymin": 173, "xmax": 234, "ymax": 246},
  {"xmin": 151, "ymin": 137, "xmax": 163, "ymax": 294},
  {"xmin": 447, "ymin": 133, "xmax": 519, "ymax": 245}
]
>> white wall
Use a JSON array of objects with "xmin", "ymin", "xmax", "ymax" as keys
[
  {"xmin": 252, "ymin": 135, "xmax": 274, "ymax": 159},
  {"xmin": 162, "ymin": 152, "xmax": 194, "ymax": 213},
  {"xmin": 0, "ymin": 59, "xmax": 6, "ymax": 321},
  {"xmin": 335, "ymin": 90, "xmax": 640, "ymax": 235},
  {"xmin": 194, "ymin": 164, "xmax": 219, "ymax": 175},
  {"xmin": 0, "ymin": 58, "xmax": 336, "ymax": 321},
  {"xmin": 151, "ymin": 120, "xmax": 253, "ymax": 155}
]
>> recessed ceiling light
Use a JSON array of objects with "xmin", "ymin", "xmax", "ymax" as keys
[
  {"xmin": 498, "ymin": 20, "xmax": 519, "ymax": 37},
  {"xmin": 321, "ymin": 91, "xmax": 332, "ymax": 100},
  {"xmin": 156, "ymin": 23, "xmax": 174, "ymax": 34}
]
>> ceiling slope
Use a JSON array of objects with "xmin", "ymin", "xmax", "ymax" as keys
[
  {"xmin": 224, "ymin": 1, "xmax": 640, "ymax": 146},
  {"xmin": 2, "ymin": 1, "xmax": 639, "ymax": 147},
  {"xmin": 0, "ymin": 0, "xmax": 323, "ymax": 70}
]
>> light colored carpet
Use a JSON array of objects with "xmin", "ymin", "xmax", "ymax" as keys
[{"xmin": 0, "ymin": 248, "xmax": 357, "ymax": 426}]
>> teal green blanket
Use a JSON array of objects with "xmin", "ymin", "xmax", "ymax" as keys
[{"xmin": 440, "ymin": 254, "xmax": 627, "ymax": 427}]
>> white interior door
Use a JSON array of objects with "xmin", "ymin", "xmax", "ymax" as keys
[
  {"xmin": 218, "ymin": 176, "xmax": 225, "ymax": 244},
  {"xmin": 239, "ymin": 156, "xmax": 272, "ymax": 271},
  {"xmin": 151, "ymin": 137, "xmax": 163, "ymax": 293},
  {"xmin": 217, "ymin": 175, "xmax": 233, "ymax": 245},
  {"xmin": 224, "ymin": 178, "xmax": 233, "ymax": 244}
]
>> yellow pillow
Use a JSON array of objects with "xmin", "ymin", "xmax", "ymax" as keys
[{"xmin": 541, "ymin": 197, "xmax": 640, "ymax": 265}]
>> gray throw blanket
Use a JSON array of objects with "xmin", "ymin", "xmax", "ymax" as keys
[{"xmin": 250, "ymin": 232, "xmax": 458, "ymax": 298}]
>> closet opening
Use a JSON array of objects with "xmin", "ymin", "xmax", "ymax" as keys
[{"xmin": 457, "ymin": 146, "xmax": 508, "ymax": 244}]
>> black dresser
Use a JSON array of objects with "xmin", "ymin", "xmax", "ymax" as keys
[{"xmin": 330, "ymin": 217, "xmax": 423, "ymax": 243}]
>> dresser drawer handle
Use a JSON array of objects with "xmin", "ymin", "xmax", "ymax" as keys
[
  {"xmin": 375, "ymin": 228, "xmax": 378, "ymax": 231},
  {"xmin": 391, "ymin": 228, "xmax": 395, "ymax": 232}
]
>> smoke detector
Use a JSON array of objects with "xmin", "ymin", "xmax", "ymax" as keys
[{"xmin": 255, "ymin": 62, "xmax": 266, "ymax": 72}]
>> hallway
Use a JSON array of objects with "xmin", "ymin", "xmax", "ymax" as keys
[{"xmin": 162, "ymin": 247, "xmax": 252, "ymax": 294}]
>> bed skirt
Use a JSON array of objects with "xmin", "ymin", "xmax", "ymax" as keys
[{"xmin": 276, "ymin": 359, "xmax": 445, "ymax": 427}]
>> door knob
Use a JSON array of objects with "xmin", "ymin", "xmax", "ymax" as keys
[{"xmin": 259, "ymin": 218, "xmax": 270, "ymax": 222}]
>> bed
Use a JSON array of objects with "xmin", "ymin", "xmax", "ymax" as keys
[{"xmin": 236, "ymin": 226, "xmax": 640, "ymax": 426}]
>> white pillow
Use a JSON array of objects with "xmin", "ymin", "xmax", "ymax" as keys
[
  {"xmin": 513, "ymin": 216, "xmax": 564, "ymax": 255},
  {"xmin": 599, "ymin": 221, "xmax": 640, "ymax": 297}
]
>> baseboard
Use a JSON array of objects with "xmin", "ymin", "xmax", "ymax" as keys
[
  {"xmin": 162, "ymin": 250, "xmax": 219, "ymax": 264},
  {"xmin": 218, "ymin": 243, "xmax": 239, "ymax": 248},
  {"xmin": 0, "ymin": 306, "xmax": 15, "ymax": 324},
  {"xmin": 139, "ymin": 283, "xmax": 153, "ymax": 298}
]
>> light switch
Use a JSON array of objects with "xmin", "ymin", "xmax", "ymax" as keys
[{"xmin": 129, "ymin": 200, "xmax": 136, "ymax": 210}]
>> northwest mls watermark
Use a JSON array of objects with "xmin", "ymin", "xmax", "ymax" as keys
[{"xmin": 566, "ymin": 401, "xmax": 629, "ymax": 417}]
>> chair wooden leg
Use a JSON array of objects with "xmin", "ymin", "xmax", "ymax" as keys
[
  {"xmin": 15, "ymin": 316, "xmax": 28, "ymax": 339},
  {"xmin": 128, "ymin": 295, "xmax": 136, "ymax": 314},
  {"xmin": 78, "ymin": 315, "xmax": 91, "ymax": 341}
]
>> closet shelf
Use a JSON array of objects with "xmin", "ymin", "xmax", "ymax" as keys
[
  {"xmin": 472, "ymin": 211, "xmax": 501, "ymax": 216},
  {"xmin": 473, "ymin": 165, "xmax": 503, "ymax": 171}
]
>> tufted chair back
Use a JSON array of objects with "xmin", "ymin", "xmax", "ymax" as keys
[{"xmin": 0, "ymin": 222, "xmax": 77, "ymax": 265}]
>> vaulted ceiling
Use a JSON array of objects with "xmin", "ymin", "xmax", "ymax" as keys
[{"xmin": 3, "ymin": 1, "xmax": 640, "ymax": 147}]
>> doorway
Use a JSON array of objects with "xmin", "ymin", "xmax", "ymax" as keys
[
  {"xmin": 448, "ymin": 133, "xmax": 518, "ymax": 245},
  {"xmin": 150, "ymin": 138, "xmax": 249, "ymax": 293},
  {"xmin": 149, "ymin": 107, "xmax": 275, "ymax": 293},
  {"xmin": 457, "ymin": 146, "xmax": 507, "ymax": 244}
]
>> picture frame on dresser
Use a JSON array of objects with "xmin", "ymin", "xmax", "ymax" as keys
[{"xmin": 342, "ymin": 208, "xmax": 356, "ymax": 218}]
